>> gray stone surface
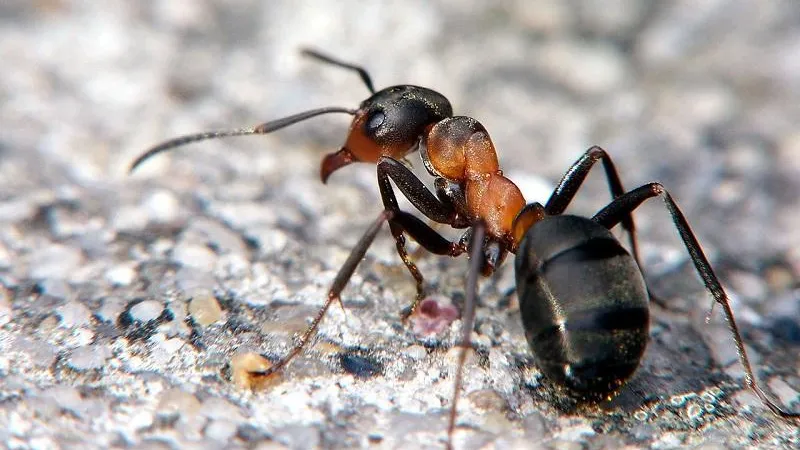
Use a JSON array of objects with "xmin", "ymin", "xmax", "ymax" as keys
[{"xmin": 1, "ymin": 1, "xmax": 799, "ymax": 449}]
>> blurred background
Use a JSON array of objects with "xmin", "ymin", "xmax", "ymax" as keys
[{"xmin": 1, "ymin": 1, "xmax": 799, "ymax": 449}]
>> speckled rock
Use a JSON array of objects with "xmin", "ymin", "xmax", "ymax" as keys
[{"xmin": 2, "ymin": 2, "xmax": 800, "ymax": 450}]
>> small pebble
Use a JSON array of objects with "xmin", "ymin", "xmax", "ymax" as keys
[
  {"xmin": 128, "ymin": 409, "xmax": 155, "ymax": 431},
  {"xmin": 0, "ymin": 198, "xmax": 36, "ymax": 223},
  {"xmin": 768, "ymin": 377, "xmax": 800, "ymax": 407},
  {"xmin": 28, "ymin": 436, "xmax": 59, "ymax": 450},
  {"xmin": 188, "ymin": 294, "xmax": 222, "ymax": 326},
  {"xmin": 7, "ymin": 410, "xmax": 32, "ymax": 436},
  {"xmin": 763, "ymin": 264, "xmax": 795, "ymax": 292},
  {"xmin": 28, "ymin": 245, "xmax": 85, "ymax": 280},
  {"xmin": 37, "ymin": 279, "xmax": 71, "ymax": 299},
  {"xmin": 129, "ymin": 300, "xmax": 165, "ymax": 323},
  {"xmin": 536, "ymin": 41, "xmax": 628, "ymax": 94},
  {"xmin": 236, "ymin": 424, "xmax": 270, "ymax": 443},
  {"xmin": 65, "ymin": 327, "xmax": 94, "ymax": 347},
  {"xmin": 694, "ymin": 444, "xmax": 726, "ymax": 450},
  {"xmin": 253, "ymin": 442, "xmax": 290, "ymax": 450},
  {"xmin": 67, "ymin": 345, "xmax": 112, "ymax": 372},
  {"xmin": 183, "ymin": 217, "xmax": 249, "ymax": 255},
  {"xmin": 687, "ymin": 403, "xmax": 703, "ymax": 420},
  {"xmin": 105, "ymin": 263, "xmax": 137, "ymax": 286},
  {"xmin": 111, "ymin": 205, "xmax": 149, "ymax": 232},
  {"xmin": 445, "ymin": 346, "xmax": 477, "ymax": 366},
  {"xmin": 546, "ymin": 439, "xmax": 583, "ymax": 450},
  {"xmin": 0, "ymin": 241, "xmax": 9, "ymax": 270},
  {"xmin": 339, "ymin": 353, "xmax": 383, "ymax": 379},
  {"xmin": 0, "ymin": 287, "xmax": 11, "ymax": 326},
  {"xmin": 157, "ymin": 388, "xmax": 202, "ymax": 418},
  {"xmin": 143, "ymin": 189, "xmax": 180, "ymax": 223},
  {"xmin": 56, "ymin": 302, "xmax": 92, "ymax": 328},
  {"xmin": 175, "ymin": 266, "xmax": 216, "ymax": 293},
  {"xmin": 38, "ymin": 315, "xmax": 60, "ymax": 334},
  {"xmin": 205, "ymin": 419, "xmax": 238, "ymax": 441},
  {"xmin": 410, "ymin": 296, "xmax": 459, "ymax": 337},
  {"xmin": 150, "ymin": 333, "xmax": 185, "ymax": 357},
  {"xmin": 522, "ymin": 412, "xmax": 546, "ymax": 439},
  {"xmin": 171, "ymin": 243, "xmax": 217, "ymax": 271},
  {"xmin": 200, "ymin": 397, "xmax": 244, "ymax": 422},
  {"xmin": 403, "ymin": 344, "xmax": 428, "ymax": 361},
  {"xmin": 467, "ymin": 389, "xmax": 507, "ymax": 412},
  {"xmin": 230, "ymin": 352, "xmax": 277, "ymax": 390},
  {"xmin": 96, "ymin": 296, "xmax": 127, "ymax": 323},
  {"xmin": 44, "ymin": 386, "xmax": 88, "ymax": 418},
  {"xmin": 14, "ymin": 336, "xmax": 57, "ymax": 368}
]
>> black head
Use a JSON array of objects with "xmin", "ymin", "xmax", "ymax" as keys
[{"xmin": 321, "ymin": 85, "xmax": 453, "ymax": 181}]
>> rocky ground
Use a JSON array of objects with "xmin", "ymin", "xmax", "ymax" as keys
[{"xmin": 1, "ymin": 1, "xmax": 799, "ymax": 449}]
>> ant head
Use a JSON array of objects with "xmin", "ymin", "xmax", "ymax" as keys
[{"xmin": 321, "ymin": 85, "xmax": 453, "ymax": 182}]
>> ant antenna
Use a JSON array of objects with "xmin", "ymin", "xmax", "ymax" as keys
[
  {"xmin": 129, "ymin": 106, "xmax": 355, "ymax": 172},
  {"xmin": 301, "ymin": 48, "xmax": 376, "ymax": 94}
]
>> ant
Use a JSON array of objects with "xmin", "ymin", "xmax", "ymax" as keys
[{"xmin": 131, "ymin": 49, "xmax": 800, "ymax": 448}]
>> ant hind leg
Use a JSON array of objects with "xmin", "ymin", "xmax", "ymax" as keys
[{"xmin": 593, "ymin": 182, "xmax": 800, "ymax": 419}]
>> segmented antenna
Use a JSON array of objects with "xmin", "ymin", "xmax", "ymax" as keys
[
  {"xmin": 130, "ymin": 107, "xmax": 355, "ymax": 172},
  {"xmin": 301, "ymin": 48, "xmax": 376, "ymax": 94}
]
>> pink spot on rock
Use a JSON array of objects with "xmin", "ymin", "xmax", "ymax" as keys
[{"xmin": 411, "ymin": 295, "xmax": 460, "ymax": 337}]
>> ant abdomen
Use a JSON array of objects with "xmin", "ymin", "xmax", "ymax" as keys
[{"xmin": 515, "ymin": 215, "xmax": 649, "ymax": 398}]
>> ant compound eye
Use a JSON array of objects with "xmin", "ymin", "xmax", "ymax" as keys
[{"xmin": 365, "ymin": 110, "xmax": 386, "ymax": 135}]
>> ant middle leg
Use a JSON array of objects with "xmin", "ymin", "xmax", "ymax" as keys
[
  {"xmin": 592, "ymin": 182, "xmax": 800, "ymax": 419},
  {"xmin": 386, "ymin": 209, "xmax": 467, "ymax": 318},
  {"xmin": 446, "ymin": 221, "xmax": 486, "ymax": 449},
  {"xmin": 377, "ymin": 157, "xmax": 466, "ymax": 316},
  {"xmin": 546, "ymin": 146, "xmax": 673, "ymax": 306},
  {"xmin": 545, "ymin": 146, "xmax": 644, "ymax": 268}
]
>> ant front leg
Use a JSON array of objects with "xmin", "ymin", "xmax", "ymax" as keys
[
  {"xmin": 389, "ymin": 210, "xmax": 468, "ymax": 318},
  {"xmin": 593, "ymin": 182, "xmax": 800, "ymax": 419},
  {"xmin": 250, "ymin": 210, "xmax": 392, "ymax": 379},
  {"xmin": 377, "ymin": 156, "xmax": 465, "ymax": 316}
]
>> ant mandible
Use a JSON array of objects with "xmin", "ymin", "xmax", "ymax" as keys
[{"xmin": 131, "ymin": 49, "xmax": 800, "ymax": 448}]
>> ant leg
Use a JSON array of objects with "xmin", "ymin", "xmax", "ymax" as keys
[
  {"xmin": 377, "ymin": 157, "xmax": 463, "ymax": 315},
  {"xmin": 410, "ymin": 221, "xmax": 441, "ymax": 260},
  {"xmin": 447, "ymin": 221, "xmax": 487, "ymax": 449},
  {"xmin": 391, "ymin": 209, "xmax": 464, "ymax": 257},
  {"xmin": 545, "ymin": 146, "xmax": 643, "ymax": 271},
  {"xmin": 387, "ymin": 209, "xmax": 467, "ymax": 318},
  {"xmin": 378, "ymin": 157, "xmax": 458, "ymax": 224},
  {"xmin": 546, "ymin": 146, "xmax": 670, "ymax": 306},
  {"xmin": 249, "ymin": 210, "xmax": 392, "ymax": 379},
  {"xmin": 593, "ymin": 182, "xmax": 800, "ymax": 419}
]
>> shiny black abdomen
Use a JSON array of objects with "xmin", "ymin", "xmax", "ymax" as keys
[{"xmin": 514, "ymin": 215, "xmax": 649, "ymax": 399}]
